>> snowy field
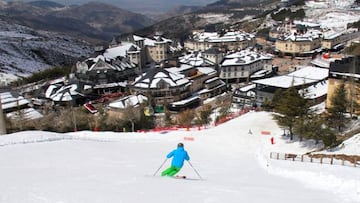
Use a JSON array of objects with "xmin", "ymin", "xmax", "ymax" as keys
[{"xmin": 0, "ymin": 111, "xmax": 359, "ymax": 203}]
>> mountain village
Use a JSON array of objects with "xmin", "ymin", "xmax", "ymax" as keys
[{"xmin": 1, "ymin": 0, "xmax": 360, "ymax": 134}]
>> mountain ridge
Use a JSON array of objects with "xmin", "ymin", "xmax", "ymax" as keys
[{"xmin": 0, "ymin": 1, "xmax": 156, "ymax": 43}]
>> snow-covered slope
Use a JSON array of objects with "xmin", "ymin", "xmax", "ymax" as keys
[
  {"xmin": 305, "ymin": 0, "xmax": 355, "ymax": 9},
  {"xmin": 304, "ymin": 0, "xmax": 360, "ymax": 29},
  {"xmin": 0, "ymin": 111, "xmax": 359, "ymax": 203}
]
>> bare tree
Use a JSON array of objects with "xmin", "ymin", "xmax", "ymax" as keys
[
  {"xmin": 122, "ymin": 103, "xmax": 142, "ymax": 132},
  {"xmin": 176, "ymin": 109, "xmax": 195, "ymax": 128}
]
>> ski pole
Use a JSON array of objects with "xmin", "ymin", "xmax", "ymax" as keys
[
  {"xmin": 187, "ymin": 161, "xmax": 203, "ymax": 180},
  {"xmin": 153, "ymin": 159, "xmax": 168, "ymax": 176}
]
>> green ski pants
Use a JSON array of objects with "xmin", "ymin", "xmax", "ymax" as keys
[{"xmin": 161, "ymin": 166, "xmax": 181, "ymax": 176}]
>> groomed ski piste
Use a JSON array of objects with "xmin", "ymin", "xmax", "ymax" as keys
[{"xmin": 0, "ymin": 111, "xmax": 359, "ymax": 203}]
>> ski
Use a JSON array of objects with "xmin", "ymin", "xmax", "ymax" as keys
[{"xmin": 174, "ymin": 175, "xmax": 186, "ymax": 179}]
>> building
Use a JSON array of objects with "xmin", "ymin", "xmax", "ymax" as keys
[
  {"xmin": 184, "ymin": 31, "xmax": 256, "ymax": 52},
  {"xmin": 178, "ymin": 51, "xmax": 219, "ymax": 67},
  {"xmin": 0, "ymin": 91, "xmax": 43, "ymax": 121},
  {"xmin": 130, "ymin": 64, "xmax": 226, "ymax": 111},
  {"xmin": 327, "ymin": 56, "xmax": 360, "ymax": 114},
  {"xmin": 321, "ymin": 28, "xmax": 360, "ymax": 51},
  {"xmin": 202, "ymin": 47, "xmax": 224, "ymax": 65},
  {"xmin": 219, "ymin": 49, "xmax": 273, "ymax": 83},
  {"xmin": 75, "ymin": 33, "xmax": 175, "ymax": 95},
  {"xmin": 253, "ymin": 66, "xmax": 329, "ymax": 106},
  {"xmin": 232, "ymin": 84, "xmax": 256, "ymax": 108},
  {"xmin": 275, "ymin": 30, "xmax": 323, "ymax": 56},
  {"xmin": 132, "ymin": 33, "xmax": 173, "ymax": 64},
  {"xmin": 75, "ymin": 53, "xmax": 138, "ymax": 94}
]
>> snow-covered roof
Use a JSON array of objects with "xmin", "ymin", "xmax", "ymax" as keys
[
  {"xmin": 103, "ymin": 42, "xmax": 140, "ymax": 60},
  {"xmin": 47, "ymin": 84, "xmax": 84, "ymax": 102},
  {"xmin": 192, "ymin": 31, "xmax": 255, "ymax": 43},
  {"xmin": 133, "ymin": 35, "xmax": 145, "ymax": 41},
  {"xmin": 6, "ymin": 107, "xmax": 43, "ymax": 120},
  {"xmin": 108, "ymin": 94, "xmax": 147, "ymax": 109},
  {"xmin": 49, "ymin": 77, "xmax": 66, "ymax": 85},
  {"xmin": 279, "ymin": 29, "xmax": 322, "ymax": 42},
  {"xmin": 293, "ymin": 20, "xmax": 321, "ymax": 28},
  {"xmin": 287, "ymin": 66, "xmax": 329, "ymax": 80},
  {"xmin": 254, "ymin": 66, "xmax": 328, "ymax": 88},
  {"xmin": 166, "ymin": 64, "xmax": 194, "ymax": 74},
  {"xmin": 239, "ymin": 84, "xmax": 256, "ymax": 92},
  {"xmin": 179, "ymin": 52, "xmax": 215, "ymax": 67},
  {"xmin": 0, "ymin": 92, "xmax": 29, "ymax": 110},
  {"xmin": 197, "ymin": 67, "xmax": 217, "ymax": 76},
  {"xmin": 198, "ymin": 81, "xmax": 226, "ymax": 94},
  {"xmin": 143, "ymin": 35, "xmax": 172, "ymax": 46},
  {"xmin": 86, "ymin": 57, "xmax": 135, "ymax": 72},
  {"xmin": 221, "ymin": 49, "xmax": 272, "ymax": 66},
  {"xmin": 300, "ymin": 80, "xmax": 328, "ymax": 99},
  {"xmin": 93, "ymin": 82, "xmax": 127, "ymax": 89},
  {"xmin": 132, "ymin": 68, "xmax": 190, "ymax": 89},
  {"xmin": 311, "ymin": 56, "xmax": 335, "ymax": 68},
  {"xmin": 204, "ymin": 77, "xmax": 219, "ymax": 84},
  {"xmin": 170, "ymin": 95, "xmax": 199, "ymax": 106},
  {"xmin": 330, "ymin": 71, "xmax": 360, "ymax": 79}
]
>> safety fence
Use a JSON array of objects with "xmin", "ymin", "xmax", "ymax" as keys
[
  {"xmin": 136, "ymin": 108, "xmax": 258, "ymax": 133},
  {"xmin": 270, "ymin": 152, "xmax": 360, "ymax": 168}
]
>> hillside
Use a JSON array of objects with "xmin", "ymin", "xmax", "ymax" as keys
[
  {"xmin": 0, "ymin": 18, "xmax": 92, "ymax": 84},
  {"xmin": 0, "ymin": 1, "xmax": 155, "ymax": 42},
  {"xmin": 134, "ymin": 0, "xmax": 279, "ymax": 41}
]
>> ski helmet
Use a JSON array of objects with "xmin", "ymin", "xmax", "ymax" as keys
[{"xmin": 177, "ymin": 143, "xmax": 184, "ymax": 148}]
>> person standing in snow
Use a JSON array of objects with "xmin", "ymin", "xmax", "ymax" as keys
[{"xmin": 161, "ymin": 143, "xmax": 190, "ymax": 177}]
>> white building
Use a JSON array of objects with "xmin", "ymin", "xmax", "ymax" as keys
[
  {"xmin": 253, "ymin": 66, "xmax": 329, "ymax": 105},
  {"xmin": 184, "ymin": 31, "xmax": 255, "ymax": 52},
  {"xmin": 219, "ymin": 49, "xmax": 273, "ymax": 83}
]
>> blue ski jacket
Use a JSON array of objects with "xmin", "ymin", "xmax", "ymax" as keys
[{"xmin": 166, "ymin": 146, "xmax": 190, "ymax": 168}]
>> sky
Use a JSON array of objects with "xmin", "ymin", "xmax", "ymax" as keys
[{"xmin": 0, "ymin": 111, "xmax": 359, "ymax": 203}]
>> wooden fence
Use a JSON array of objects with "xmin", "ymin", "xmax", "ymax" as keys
[{"xmin": 270, "ymin": 152, "xmax": 360, "ymax": 168}]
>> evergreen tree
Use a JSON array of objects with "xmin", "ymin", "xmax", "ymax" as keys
[
  {"xmin": 327, "ymin": 83, "xmax": 348, "ymax": 132},
  {"xmin": 273, "ymin": 87, "xmax": 309, "ymax": 140},
  {"xmin": 294, "ymin": 114, "xmax": 337, "ymax": 147}
]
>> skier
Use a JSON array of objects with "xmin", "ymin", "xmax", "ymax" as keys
[{"xmin": 161, "ymin": 143, "xmax": 190, "ymax": 177}]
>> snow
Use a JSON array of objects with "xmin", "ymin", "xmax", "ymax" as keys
[
  {"xmin": 0, "ymin": 111, "xmax": 359, "ymax": 202},
  {"xmin": 0, "ymin": 19, "xmax": 91, "ymax": 83},
  {"xmin": 6, "ymin": 107, "xmax": 43, "ymax": 120},
  {"xmin": 253, "ymin": 66, "xmax": 328, "ymax": 88},
  {"xmin": 222, "ymin": 50, "xmax": 272, "ymax": 66},
  {"xmin": 0, "ymin": 92, "xmax": 29, "ymax": 111},
  {"xmin": 301, "ymin": 80, "xmax": 328, "ymax": 99},
  {"xmin": 109, "ymin": 94, "xmax": 147, "ymax": 109},
  {"xmin": 198, "ymin": 13, "xmax": 233, "ymax": 24},
  {"xmin": 47, "ymin": 84, "xmax": 83, "ymax": 102},
  {"xmin": 304, "ymin": 0, "xmax": 360, "ymax": 30},
  {"xmin": 103, "ymin": 42, "xmax": 140, "ymax": 60}
]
